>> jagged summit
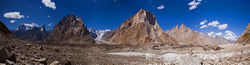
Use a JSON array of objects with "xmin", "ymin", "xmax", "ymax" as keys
[
  {"xmin": 167, "ymin": 24, "xmax": 232, "ymax": 45},
  {"xmin": 236, "ymin": 23, "xmax": 250, "ymax": 44},
  {"xmin": 12, "ymin": 24, "xmax": 49, "ymax": 42},
  {"xmin": 44, "ymin": 14, "xmax": 95, "ymax": 44},
  {"xmin": 104, "ymin": 9, "xmax": 177, "ymax": 45}
]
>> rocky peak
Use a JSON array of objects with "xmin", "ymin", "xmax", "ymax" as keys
[
  {"xmin": 167, "ymin": 24, "xmax": 232, "ymax": 45},
  {"xmin": 104, "ymin": 9, "xmax": 177, "ymax": 45},
  {"xmin": 44, "ymin": 14, "xmax": 95, "ymax": 44},
  {"xmin": 127, "ymin": 9, "xmax": 156, "ymax": 26}
]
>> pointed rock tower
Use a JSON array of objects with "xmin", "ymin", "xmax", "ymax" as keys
[
  {"xmin": 167, "ymin": 24, "xmax": 232, "ymax": 45},
  {"xmin": 104, "ymin": 9, "xmax": 177, "ymax": 45},
  {"xmin": 236, "ymin": 23, "xmax": 250, "ymax": 44},
  {"xmin": 0, "ymin": 21, "xmax": 16, "ymax": 39},
  {"xmin": 44, "ymin": 14, "xmax": 95, "ymax": 44}
]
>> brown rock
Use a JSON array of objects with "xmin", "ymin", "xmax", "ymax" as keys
[
  {"xmin": 44, "ymin": 14, "xmax": 95, "ymax": 44},
  {"xmin": 104, "ymin": 9, "xmax": 177, "ymax": 45},
  {"xmin": 166, "ymin": 24, "xmax": 232, "ymax": 45},
  {"xmin": 236, "ymin": 23, "xmax": 250, "ymax": 44}
]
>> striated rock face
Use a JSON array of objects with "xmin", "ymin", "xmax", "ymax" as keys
[
  {"xmin": 44, "ymin": 14, "xmax": 95, "ymax": 44},
  {"xmin": 166, "ymin": 24, "xmax": 232, "ymax": 45},
  {"xmin": 0, "ymin": 21, "xmax": 16, "ymax": 39},
  {"xmin": 104, "ymin": 9, "xmax": 177, "ymax": 45},
  {"xmin": 236, "ymin": 23, "xmax": 250, "ymax": 44},
  {"xmin": 12, "ymin": 24, "xmax": 49, "ymax": 42}
]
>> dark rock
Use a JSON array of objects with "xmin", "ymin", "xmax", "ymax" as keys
[
  {"xmin": 44, "ymin": 14, "xmax": 95, "ymax": 44},
  {"xmin": 0, "ymin": 48, "xmax": 8, "ymax": 63}
]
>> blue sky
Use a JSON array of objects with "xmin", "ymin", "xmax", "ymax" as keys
[{"xmin": 0, "ymin": 0, "xmax": 249, "ymax": 41}]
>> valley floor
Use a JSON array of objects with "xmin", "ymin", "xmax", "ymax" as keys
[{"xmin": 0, "ymin": 39, "xmax": 249, "ymax": 65}]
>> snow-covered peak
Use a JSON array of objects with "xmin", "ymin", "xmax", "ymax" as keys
[
  {"xmin": 88, "ymin": 28, "xmax": 111, "ymax": 40},
  {"xmin": 17, "ymin": 23, "xmax": 39, "ymax": 30}
]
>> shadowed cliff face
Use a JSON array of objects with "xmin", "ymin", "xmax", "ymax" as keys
[
  {"xmin": 104, "ymin": 9, "xmax": 177, "ymax": 45},
  {"xmin": 0, "ymin": 21, "xmax": 16, "ymax": 39},
  {"xmin": 236, "ymin": 23, "xmax": 250, "ymax": 44},
  {"xmin": 44, "ymin": 14, "xmax": 95, "ymax": 44},
  {"xmin": 166, "ymin": 24, "xmax": 232, "ymax": 45}
]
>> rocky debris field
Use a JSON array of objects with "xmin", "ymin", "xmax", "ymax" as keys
[{"xmin": 0, "ymin": 39, "xmax": 249, "ymax": 65}]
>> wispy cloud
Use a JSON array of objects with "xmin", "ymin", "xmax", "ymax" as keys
[
  {"xmin": 208, "ymin": 20, "xmax": 220, "ymax": 27},
  {"xmin": 157, "ymin": 5, "xmax": 165, "ymax": 10},
  {"xmin": 218, "ymin": 24, "xmax": 228, "ymax": 30},
  {"xmin": 188, "ymin": 0, "xmax": 202, "ymax": 10},
  {"xmin": 3, "ymin": 12, "xmax": 24, "ymax": 19},
  {"xmin": 42, "ymin": 0, "xmax": 56, "ymax": 10}
]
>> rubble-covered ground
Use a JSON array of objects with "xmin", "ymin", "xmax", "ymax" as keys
[{"xmin": 0, "ymin": 39, "xmax": 249, "ymax": 65}]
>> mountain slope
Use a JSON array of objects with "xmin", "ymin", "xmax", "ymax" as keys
[
  {"xmin": 236, "ymin": 23, "xmax": 250, "ymax": 44},
  {"xmin": 104, "ymin": 9, "xmax": 177, "ymax": 45},
  {"xmin": 166, "ymin": 24, "xmax": 232, "ymax": 45},
  {"xmin": 12, "ymin": 24, "xmax": 49, "ymax": 42},
  {"xmin": 44, "ymin": 14, "xmax": 95, "ymax": 44},
  {"xmin": 0, "ymin": 21, "xmax": 16, "ymax": 39}
]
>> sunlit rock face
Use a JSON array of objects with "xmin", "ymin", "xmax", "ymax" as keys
[
  {"xmin": 166, "ymin": 24, "xmax": 232, "ymax": 45},
  {"xmin": 104, "ymin": 9, "xmax": 177, "ymax": 45},
  {"xmin": 236, "ymin": 23, "xmax": 250, "ymax": 44}
]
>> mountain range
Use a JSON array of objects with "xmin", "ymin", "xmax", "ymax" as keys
[
  {"xmin": 166, "ymin": 24, "xmax": 232, "ymax": 45},
  {"xmin": 1, "ymin": 9, "xmax": 249, "ymax": 45},
  {"xmin": 12, "ymin": 24, "xmax": 49, "ymax": 42}
]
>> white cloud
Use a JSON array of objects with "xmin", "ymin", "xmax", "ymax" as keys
[
  {"xmin": 48, "ymin": 22, "xmax": 52, "ymax": 26},
  {"xmin": 10, "ymin": 20, "xmax": 15, "ymax": 23},
  {"xmin": 200, "ymin": 19, "xmax": 207, "ymax": 25},
  {"xmin": 42, "ymin": 0, "xmax": 56, "ymax": 10},
  {"xmin": 48, "ymin": 15, "xmax": 50, "ymax": 18},
  {"xmin": 157, "ymin": 5, "xmax": 165, "ymax": 10},
  {"xmin": 208, "ymin": 20, "xmax": 220, "ymax": 27},
  {"xmin": 218, "ymin": 24, "xmax": 228, "ymax": 30},
  {"xmin": 188, "ymin": 0, "xmax": 202, "ymax": 10},
  {"xmin": 200, "ymin": 25, "xmax": 208, "ymax": 29},
  {"xmin": 23, "ymin": 23, "xmax": 39, "ymax": 27},
  {"xmin": 224, "ymin": 30, "xmax": 237, "ymax": 41},
  {"xmin": 3, "ymin": 12, "xmax": 24, "ymax": 19},
  {"xmin": 208, "ymin": 32, "xmax": 223, "ymax": 38}
]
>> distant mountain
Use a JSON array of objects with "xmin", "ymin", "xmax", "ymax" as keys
[
  {"xmin": 236, "ymin": 23, "xmax": 250, "ymax": 44},
  {"xmin": 104, "ymin": 9, "xmax": 177, "ymax": 45},
  {"xmin": 44, "ymin": 14, "xmax": 95, "ymax": 44},
  {"xmin": 0, "ymin": 21, "xmax": 16, "ymax": 39},
  {"xmin": 12, "ymin": 24, "xmax": 49, "ymax": 42},
  {"xmin": 166, "ymin": 24, "xmax": 232, "ymax": 45},
  {"xmin": 88, "ymin": 29, "xmax": 111, "ymax": 40}
]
